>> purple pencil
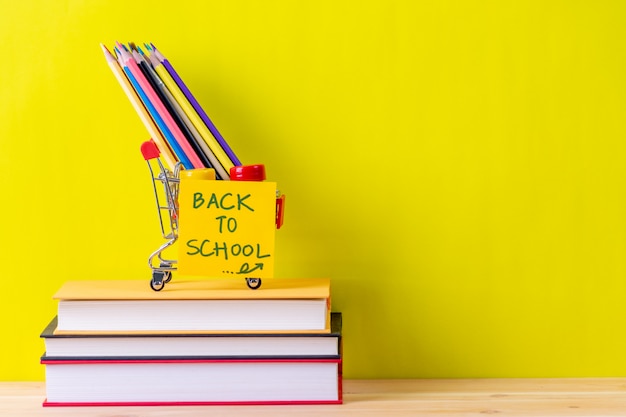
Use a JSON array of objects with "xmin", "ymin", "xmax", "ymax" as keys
[{"xmin": 149, "ymin": 44, "xmax": 241, "ymax": 167}]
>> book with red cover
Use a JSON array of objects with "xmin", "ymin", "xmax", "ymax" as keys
[{"xmin": 41, "ymin": 357, "xmax": 342, "ymax": 406}]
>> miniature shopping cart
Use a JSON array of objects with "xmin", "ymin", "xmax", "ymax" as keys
[{"xmin": 140, "ymin": 140, "xmax": 285, "ymax": 291}]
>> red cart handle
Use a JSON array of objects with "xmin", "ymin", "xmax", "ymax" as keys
[{"xmin": 141, "ymin": 139, "xmax": 161, "ymax": 161}]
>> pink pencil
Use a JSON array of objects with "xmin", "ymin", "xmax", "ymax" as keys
[{"xmin": 117, "ymin": 43, "xmax": 204, "ymax": 169}]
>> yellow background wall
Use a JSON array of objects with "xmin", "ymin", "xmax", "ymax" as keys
[{"xmin": 2, "ymin": 0, "xmax": 626, "ymax": 380}]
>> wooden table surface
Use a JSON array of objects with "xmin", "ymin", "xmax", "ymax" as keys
[{"xmin": 3, "ymin": 378, "xmax": 626, "ymax": 416}]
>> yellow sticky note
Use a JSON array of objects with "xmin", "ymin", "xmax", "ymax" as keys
[{"xmin": 178, "ymin": 178, "xmax": 277, "ymax": 278}]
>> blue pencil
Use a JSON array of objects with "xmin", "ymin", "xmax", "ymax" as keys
[{"xmin": 115, "ymin": 47, "xmax": 193, "ymax": 169}]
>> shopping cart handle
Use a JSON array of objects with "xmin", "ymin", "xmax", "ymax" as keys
[{"xmin": 141, "ymin": 140, "xmax": 161, "ymax": 160}]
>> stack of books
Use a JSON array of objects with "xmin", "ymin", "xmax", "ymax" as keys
[{"xmin": 40, "ymin": 278, "xmax": 342, "ymax": 406}]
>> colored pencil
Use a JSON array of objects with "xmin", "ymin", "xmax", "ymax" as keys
[
  {"xmin": 100, "ymin": 44, "xmax": 177, "ymax": 169},
  {"xmin": 137, "ymin": 48, "xmax": 230, "ymax": 180},
  {"xmin": 145, "ymin": 51, "xmax": 233, "ymax": 180},
  {"xmin": 131, "ymin": 48, "xmax": 214, "ymax": 171},
  {"xmin": 114, "ymin": 45, "xmax": 193, "ymax": 169},
  {"xmin": 150, "ymin": 44, "xmax": 241, "ymax": 167},
  {"xmin": 117, "ymin": 43, "xmax": 204, "ymax": 169}
]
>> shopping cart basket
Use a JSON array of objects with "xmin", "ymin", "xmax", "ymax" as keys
[{"xmin": 140, "ymin": 140, "xmax": 285, "ymax": 291}]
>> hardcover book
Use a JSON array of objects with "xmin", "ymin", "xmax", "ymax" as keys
[
  {"xmin": 52, "ymin": 278, "xmax": 331, "ymax": 333},
  {"xmin": 41, "ymin": 313, "xmax": 342, "ymax": 359},
  {"xmin": 41, "ymin": 357, "xmax": 343, "ymax": 405}
]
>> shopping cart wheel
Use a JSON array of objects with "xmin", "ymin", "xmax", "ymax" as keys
[
  {"xmin": 150, "ymin": 272, "xmax": 166, "ymax": 291},
  {"xmin": 246, "ymin": 278, "xmax": 262, "ymax": 290},
  {"xmin": 150, "ymin": 279, "xmax": 165, "ymax": 291}
]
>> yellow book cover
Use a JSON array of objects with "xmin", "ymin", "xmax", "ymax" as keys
[{"xmin": 53, "ymin": 278, "xmax": 331, "ymax": 301}]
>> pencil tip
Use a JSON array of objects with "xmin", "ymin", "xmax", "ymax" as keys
[
  {"xmin": 149, "ymin": 44, "xmax": 165, "ymax": 61},
  {"xmin": 115, "ymin": 41, "xmax": 130, "ymax": 55},
  {"xmin": 100, "ymin": 43, "xmax": 115, "ymax": 61}
]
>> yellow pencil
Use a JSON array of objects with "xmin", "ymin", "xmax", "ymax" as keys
[
  {"xmin": 137, "ymin": 50, "xmax": 229, "ymax": 180},
  {"xmin": 100, "ymin": 44, "xmax": 177, "ymax": 169},
  {"xmin": 147, "ymin": 52, "xmax": 234, "ymax": 173}
]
